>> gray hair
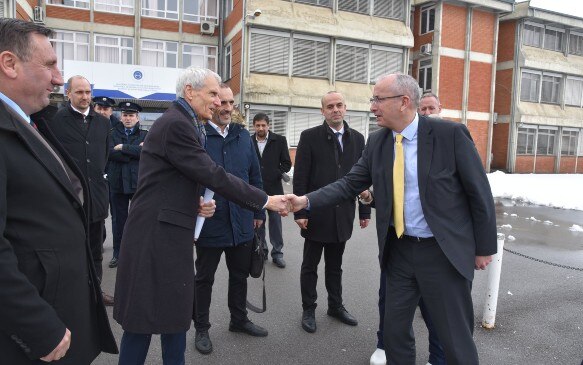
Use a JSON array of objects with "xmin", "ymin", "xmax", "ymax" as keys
[
  {"xmin": 377, "ymin": 73, "xmax": 421, "ymax": 108},
  {"xmin": 176, "ymin": 67, "xmax": 221, "ymax": 98},
  {"xmin": 421, "ymin": 92, "xmax": 440, "ymax": 104},
  {"xmin": 0, "ymin": 18, "xmax": 54, "ymax": 62}
]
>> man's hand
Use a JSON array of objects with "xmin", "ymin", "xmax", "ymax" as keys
[
  {"xmin": 266, "ymin": 195, "xmax": 290, "ymax": 216},
  {"xmin": 114, "ymin": 144, "xmax": 123, "ymax": 151},
  {"xmin": 475, "ymin": 255, "xmax": 492, "ymax": 270},
  {"xmin": 197, "ymin": 197, "xmax": 216, "ymax": 218},
  {"xmin": 285, "ymin": 194, "xmax": 309, "ymax": 212},
  {"xmin": 139, "ymin": 142, "xmax": 144, "ymax": 147},
  {"xmin": 295, "ymin": 219, "xmax": 308, "ymax": 230},
  {"xmin": 40, "ymin": 328, "xmax": 71, "ymax": 362},
  {"xmin": 359, "ymin": 219, "xmax": 370, "ymax": 229},
  {"xmin": 253, "ymin": 219, "xmax": 263, "ymax": 229},
  {"xmin": 358, "ymin": 190, "xmax": 373, "ymax": 204}
]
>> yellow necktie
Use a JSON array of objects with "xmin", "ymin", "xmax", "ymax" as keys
[{"xmin": 393, "ymin": 134, "xmax": 404, "ymax": 238}]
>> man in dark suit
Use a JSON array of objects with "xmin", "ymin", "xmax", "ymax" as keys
[
  {"xmin": 93, "ymin": 95, "xmax": 121, "ymax": 129},
  {"xmin": 0, "ymin": 18, "xmax": 117, "ymax": 364},
  {"xmin": 47, "ymin": 75, "xmax": 114, "ymax": 306},
  {"xmin": 113, "ymin": 67, "xmax": 290, "ymax": 365},
  {"xmin": 293, "ymin": 91, "xmax": 371, "ymax": 334},
  {"xmin": 252, "ymin": 113, "xmax": 292, "ymax": 268},
  {"xmin": 107, "ymin": 101, "xmax": 147, "ymax": 268},
  {"xmin": 289, "ymin": 74, "xmax": 497, "ymax": 364}
]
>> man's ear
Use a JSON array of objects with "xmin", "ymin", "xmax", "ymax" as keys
[
  {"xmin": 0, "ymin": 51, "xmax": 18, "ymax": 79},
  {"xmin": 184, "ymin": 84, "xmax": 194, "ymax": 101}
]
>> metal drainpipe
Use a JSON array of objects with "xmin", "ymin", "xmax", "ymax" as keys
[
  {"xmin": 135, "ymin": 0, "xmax": 141, "ymax": 66},
  {"xmin": 486, "ymin": 12, "xmax": 500, "ymax": 173},
  {"xmin": 507, "ymin": 20, "xmax": 522, "ymax": 173},
  {"xmin": 217, "ymin": 0, "xmax": 225, "ymax": 77},
  {"xmin": 461, "ymin": 5, "xmax": 473, "ymax": 126},
  {"xmin": 240, "ymin": 0, "xmax": 248, "ymax": 119}
]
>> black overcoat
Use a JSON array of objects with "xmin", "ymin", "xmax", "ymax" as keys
[
  {"xmin": 293, "ymin": 121, "xmax": 370, "ymax": 243},
  {"xmin": 252, "ymin": 131, "xmax": 291, "ymax": 195},
  {"xmin": 113, "ymin": 102, "xmax": 267, "ymax": 334},
  {"xmin": 0, "ymin": 102, "xmax": 117, "ymax": 364},
  {"xmin": 108, "ymin": 122, "xmax": 147, "ymax": 194}
]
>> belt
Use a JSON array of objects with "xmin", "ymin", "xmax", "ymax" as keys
[{"xmin": 402, "ymin": 235, "xmax": 435, "ymax": 242}]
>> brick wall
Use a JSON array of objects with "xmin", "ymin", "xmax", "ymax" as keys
[
  {"xmin": 225, "ymin": 30, "xmax": 242, "ymax": 94},
  {"xmin": 16, "ymin": 2, "xmax": 29, "ymax": 20},
  {"xmin": 225, "ymin": 0, "xmax": 243, "ymax": 36},
  {"xmin": 441, "ymin": 3, "xmax": 467, "ymax": 50},
  {"xmin": 94, "ymin": 12, "xmax": 134, "ymax": 27},
  {"xmin": 46, "ymin": 5, "xmax": 90, "ymax": 22},
  {"xmin": 558, "ymin": 156, "xmax": 577, "ymax": 173},
  {"xmin": 439, "ymin": 57, "xmax": 464, "ymax": 110},
  {"xmin": 494, "ymin": 69, "xmax": 513, "ymax": 115},
  {"xmin": 577, "ymin": 160, "xmax": 583, "ymax": 173},
  {"xmin": 183, "ymin": 22, "xmax": 204, "ymax": 35},
  {"xmin": 467, "ymin": 120, "xmax": 489, "ymax": 168},
  {"xmin": 491, "ymin": 123, "xmax": 509, "ymax": 170},
  {"xmin": 515, "ymin": 156, "xmax": 534, "ymax": 173},
  {"xmin": 497, "ymin": 20, "xmax": 516, "ymax": 63},
  {"xmin": 534, "ymin": 156, "xmax": 555, "ymax": 173},
  {"xmin": 471, "ymin": 10, "xmax": 495, "ymax": 54},
  {"xmin": 468, "ymin": 61, "xmax": 492, "ymax": 113},
  {"xmin": 141, "ymin": 17, "xmax": 178, "ymax": 33}
]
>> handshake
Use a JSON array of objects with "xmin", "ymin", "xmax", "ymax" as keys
[{"xmin": 266, "ymin": 194, "xmax": 308, "ymax": 216}]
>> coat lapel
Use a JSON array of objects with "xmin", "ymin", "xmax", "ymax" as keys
[
  {"xmin": 417, "ymin": 116, "xmax": 433, "ymax": 202},
  {"xmin": 378, "ymin": 128, "xmax": 393, "ymax": 205}
]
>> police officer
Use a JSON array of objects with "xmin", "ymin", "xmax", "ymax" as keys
[
  {"xmin": 93, "ymin": 96, "xmax": 121, "ymax": 129},
  {"xmin": 108, "ymin": 101, "xmax": 147, "ymax": 268}
]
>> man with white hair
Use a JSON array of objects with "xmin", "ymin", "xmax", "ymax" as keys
[{"xmin": 113, "ymin": 67, "xmax": 290, "ymax": 365}]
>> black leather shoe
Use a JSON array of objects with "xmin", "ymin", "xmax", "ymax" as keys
[
  {"xmin": 301, "ymin": 309, "xmax": 316, "ymax": 333},
  {"xmin": 273, "ymin": 257, "xmax": 286, "ymax": 268},
  {"xmin": 194, "ymin": 330, "xmax": 213, "ymax": 354},
  {"xmin": 229, "ymin": 321, "xmax": 268, "ymax": 337},
  {"xmin": 108, "ymin": 257, "xmax": 118, "ymax": 268},
  {"xmin": 327, "ymin": 306, "xmax": 358, "ymax": 326}
]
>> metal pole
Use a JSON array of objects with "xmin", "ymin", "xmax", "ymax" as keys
[{"xmin": 482, "ymin": 233, "xmax": 505, "ymax": 329}]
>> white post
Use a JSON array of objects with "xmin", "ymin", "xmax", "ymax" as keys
[{"xmin": 482, "ymin": 233, "xmax": 505, "ymax": 329}]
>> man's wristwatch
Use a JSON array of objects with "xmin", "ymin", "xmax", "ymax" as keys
[{"xmin": 358, "ymin": 190, "xmax": 373, "ymax": 205}]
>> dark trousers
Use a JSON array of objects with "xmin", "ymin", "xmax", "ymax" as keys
[
  {"xmin": 89, "ymin": 220, "xmax": 105, "ymax": 281},
  {"xmin": 258, "ymin": 210, "xmax": 284, "ymax": 258},
  {"xmin": 384, "ymin": 234, "xmax": 478, "ymax": 365},
  {"xmin": 300, "ymin": 239, "xmax": 346, "ymax": 311},
  {"xmin": 111, "ymin": 192, "xmax": 134, "ymax": 259},
  {"xmin": 193, "ymin": 242, "xmax": 252, "ymax": 331},
  {"xmin": 377, "ymin": 270, "xmax": 446, "ymax": 364},
  {"xmin": 118, "ymin": 331, "xmax": 185, "ymax": 365}
]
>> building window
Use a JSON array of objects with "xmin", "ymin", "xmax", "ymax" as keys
[
  {"xmin": 335, "ymin": 41, "xmax": 369, "ymax": 83},
  {"xmin": 295, "ymin": 0, "xmax": 331, "ymax": 8},
  {"xmin": 94, "ymin": 35, "xmax": 134, "ymax": 64},
  {"xmin": 520, "ymin": 70, "xmax": 541, "ymax": 102},
  {"xmin": 523, "ymin": 22, "xmax": 543, "ymax": 47},
  {"xmin": 540, "ymin": 73, "xmax": 561, "ymax": 104},
  {"xmin": 568, "ymin": 32, "xmax": 583, "ymax": 56},
  {"xmin": 418, "ymin": 58, "xmax": 432, "ymax": 92},
  {"xmin": 420, "ymin": 4, "xmax": 435, "ymax": 34},
  {"xmin": 95, "ymin": 0, "xmax": 134, "ymax": 14},
  {"xmin": 536, "ymin": 127, "xmax": 557, "ymax": 155},
  {"xmin": 370, "ymin": 46, "xmax": 403, "ymax": 83},
  {"xmin": 250, "ymin": 30, "xmax": 290, "ymax": 75},
  {"xmin": 51, "ymin": 30, "xmax": 90, "ymax": 75},
  {"xmin": 344, "ymin": 112, "xmax": 367, "ymax": 136},
  {"xmin": 565, "ymin": 77, "xmax": 583, "ymax": 107},
  {"xmin": 289, "ymin": 108, "xmax": 323, "ymax": 146},
  {"xmin": 561, "ymin": 129, "xmax": 579, "ymax": 156},
  {"xmin": 47, "ymin": 0, "xmax": 89, "ymax": 9},
  {"xmin": 224, "ymin": 0, "xmax": 233, "ymax": 17},
  {"xmin": 516, "ymin": 126, "xmax": 537, "ymax": 155},
  {"xmin": 543, "ymin": 27, "xmax": 565, "ymax": 52},
  {"xmin": 184, "ymin": 0, "xmax": 218, "ymax": 23},
  {"xmin": 223, "ymin": 43, "xmax": 232, "ymax": 80},
  {"xmin": 0, "ymin": 0, "xmax": 6, "ymax": 17},
  {"xmin": 338, "ymin": 0, "xmax": 369, "ymax": 15},
  {"xmin": 374, "ymin": 0, "xmax": 405, "ymax": 20},
  {"xmin": 141, "ymin": 40, "xmax": 178, "ymax": 68},
  {"xmin": 142, "ymin": 0, "xmax": 178, "ymax": 20},
  {"xmin": 292, "ymin": 35, "xmax": 330, "ymax": 78},
  {"xmin": 248, "ymin": 107, "xmax": 288, "ymax": 137},
  {"xmin": 182, "ymin": 44, "xmax": 217, "ymax": 71}
]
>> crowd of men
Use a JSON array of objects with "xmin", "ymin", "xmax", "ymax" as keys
[{"xmin": 0, "ymin": 18, "xmax": 497, "ymax": 365}]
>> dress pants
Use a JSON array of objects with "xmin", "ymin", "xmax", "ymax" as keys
[
  {"xmin": 384, "ymin": 234, "xmax": 478, "ymax": 365},
  {"xmin": 258, "ymin": 210, "xmax": 284, "ymax": 259},
  {"xmin": 111, "ymin": 192, "xmax": 134, "ymax": 259},
  {"xmin": 118, "ymin": 331, "xmax": 185, "ymax": 365},
  {"xmin": 300, "ymin": 239, "xmax": 346, "ymax": 310},
  {"xmin": 194, "ymin": 241, "xmax": 252, "ymax": 330},
  {"xmin": 89, "ymin": 220, "xmax": 105, "ymax": 281},
  {"xmin": 376, "ymin": 270, "xmax": 446, "ymax": 364}
]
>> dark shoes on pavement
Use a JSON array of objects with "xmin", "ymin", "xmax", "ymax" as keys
[
  {"xmin": 108, "ymin": 257, "xmax": 118, "ymax": 268},
  {"xmin": 102, "ymin": 292, "xmax": 114, "ymax": 306},
  {"xmin": 273, "ymin": 257, "xmax": 286, "ymax": 268},
  {"xmin": 229, "ymin": 321, "xmax": 268, "ymax": 337},
  {"xmin": 194, "ymin": 330, "xmax": 213, "ymax": 354},
  {"xmin": 301, "ymin": 309, "xmax": 317, "ymax": 333},
  {"xmin": 327, "ymin": 306, "xmax": 358, "ymax": 326}
]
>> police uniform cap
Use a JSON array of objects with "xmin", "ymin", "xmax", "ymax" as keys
[
  {"xmin": 118, "ymin": 101, "xmax": 142, "ymax": 114},
  {"xmin": 92, "ymin": 96, "xmax": 116, "ymax": 107}
]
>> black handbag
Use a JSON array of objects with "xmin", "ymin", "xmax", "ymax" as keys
[{"xmin": 246, "ymin": 230, "xmax": 266, "ymax": 313}]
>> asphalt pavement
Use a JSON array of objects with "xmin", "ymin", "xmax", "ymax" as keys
[{"xmin": 94, "ymin": 187, "xmax": 583, "ymax": 365}]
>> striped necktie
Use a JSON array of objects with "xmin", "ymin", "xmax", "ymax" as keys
[{"xmin": 393, "ymin": 134, "xmax": 405, "ymax": 238}]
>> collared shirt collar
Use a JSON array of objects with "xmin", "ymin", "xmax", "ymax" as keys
[
  {"xmin": 0, "ymin": 90, "xmax": 31, "ymax": 124},
  {"xmin": 392, "ymin": 113, "xmax": 419, "ymax": 141},
  {"xmin": 208, "ymin": 120, "xmax": 230, "ymax": 138},
  {"xmin": 329, "ymin": 125, "xmax": 345, "ymax": 135},
  {"xmin": 70, "ymin": 103, "xmax": 90, "ymax": 117}
]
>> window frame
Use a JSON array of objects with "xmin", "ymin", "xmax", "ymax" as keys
[
  {"xmin": 140, "ymin": 39, "xmax": 178, "ymax": 68},
  {"xmin": 183, "ymin": 0, "xmax": 218, "ymax": 24},
  {"xmin": 94, "ymin": 34, "xmax": 134, "ymax": 65},
  {"xmin": 223, "ymin": 43, "xmax": 232, "ymax": 80},
  {"xmin": 292, "ymin": 33, "xmax": 331, "ymax": 79},
  {"xmin": 182, "ymin": 43, "xmax": 218, "ymax": 71},
  {"xmin": 516, "ymin": 125, "xmax": 537, "ymax": 155},
  {"xmin": 561, "ymin": 128, "xmax": 579, "ymax": 156},
  {"xmin": 294, "ymin": 0, "xmax": 332, "ymax": 8},
  {"xmin": 94, "ymin": 0, "xmax": 134, "ymax": 14},
  {"xmin": 540, "ymin": 72, "xmax": 562, "ymax": 104},
  {"xmin": 50, "ymin": 30, "xmax": 90, "ymax": 75},
  {"xmin": 420, "ymin": 4, "xmax": 436, "ymax": 35},
  {"xmin": 249, "ymin": 29, "xmax": 291, "ymax": 76},
  {"xmin": 520, "ymin": 69, "xmax": 542, "ymax": 103},
  {"xmin": 335, "ymin": 39, "xmax": 370, "ymax": 83},
  {"xmin": 46, "ymin": 0, "xmax": 89, "ymax": 9},
  {"xmin": 522, "ymin": 21, "xmax": 544, "ymax": 48},
  {"xmin": 536, "ymin": 127, "xmax": 557, "ymax": 156},
  {"xmin": 418, "ymin": 58, "xmax": 432, "ymax": 92},
  {"xmin": 543, "ymin": 25, "xmax": 565, "ymax": 52},
  {"xmin": 141, "ymin": 0, "xmax": 178, "ymax": 20},
  {"xmin": 568, "ymin": 30, "xmax": 583, "ymax": 56},
  {"xmin": 564, "ymin": 76, "xmax": 583, "ymax": 107}
]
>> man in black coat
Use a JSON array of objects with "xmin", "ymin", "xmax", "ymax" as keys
[
  {"xmin": 252, "ymin": 113, "xmax": 292, "ymax": 268},
  {"xmin": 93, "ymin": 95, "xmax": 121, "ymax": 129},
  {"xmin": 293, "ymin": 91, "xmax": 371, "ymax": 334},
  {"xmin": 46, "ymin": 75, "xmax": 114, "ymax": 305},
  {"xmin": 0, "ymin": 18, "xmax": 117, "ymax": 364},
  {"xmin": 107, "ymin": 101, "xmax": 147, "ymax": 268}
]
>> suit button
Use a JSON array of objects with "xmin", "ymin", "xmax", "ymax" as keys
[
  {"xmin": 86, "ymin": 158, "xmax": 91, "ymax": 163},
  {"xmin": 86, "ymin": 141, "xmax": 90, "ymax": 145},
  {"xmin": 10, "ymin": 335, "xmax": 18, "ymax": 340}
]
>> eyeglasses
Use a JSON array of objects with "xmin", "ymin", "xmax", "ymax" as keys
[{"xmin": 369, "ymin": 95, "xmax": 404, "ymax": 104}]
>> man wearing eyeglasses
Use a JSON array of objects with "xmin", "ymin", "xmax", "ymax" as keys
[
  {"xmin": 287, "ymin": 74, "xmax": 496, "ymax": 365},
  {"xmin": 293, "ymin": 91, "xmax": 371, "ymax": 334}
]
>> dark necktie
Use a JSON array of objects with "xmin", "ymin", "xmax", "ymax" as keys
[
  {"xmin": 125, "ymin": 128, "xmax": 132, "ymax": 136},
  {"xmin": 335, "ymin": 132, "xmax": 343, "ymax": 152}
]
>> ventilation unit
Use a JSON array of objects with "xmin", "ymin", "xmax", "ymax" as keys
[
  {"xmin": 419, "ymin": 43, "xmax": 432, "ymax": 55},
  {"xmin": 33, "ymin": 6, "xmax": 44, "ymax": 23},
  {"xmin": 200, "ymin": 21, "xmax": 216, "ymax": 35}
]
